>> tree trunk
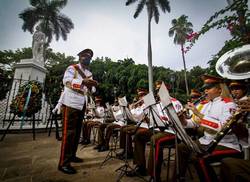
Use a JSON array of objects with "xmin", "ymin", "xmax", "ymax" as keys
[
  {"xmin": 181, "ymin": 44, "xmax": 189, "ymax": 96},
  {"xmin": 147, "ymin": 11, "xmax": 153, "ymax": 93}
]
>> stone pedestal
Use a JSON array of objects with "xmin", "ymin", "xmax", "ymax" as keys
[{"xmin": 14, "ymin": 58, "xmax": 46, "ymax": 82}]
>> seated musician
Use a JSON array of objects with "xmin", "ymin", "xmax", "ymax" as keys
[
  {"xmin": 229, "ymin": 80, "xmax": 249, "ymax": 145},
  {"xmin": 176, "ymin": 74, "xmax": 242, "ymax": 182},
  {"xmin": 127, "ymin": 81, "xmax": 183, "ymax": 178},
  {"xmin": 94, "ymin": 99, "xmax": 118, "ymax": 152},
  {"xmin": 81, "ymin": 96, "xmax": 105, "ymax": 144},
  {"xmin": 220, "ymin": 96, "xmax": 250, "ymax": 182},
  {"xmin": 116, "ymin": 88, "xmax": 148, "ymax": 159},
  {"xmin": 147, "ymin": 81, "xmax": 183, "ymax": 182},
  {"xmin": 185, "ymin": 89, "xmax": 205, "ymax": 139},
  {"xmin": 94, "ymin": 96, "xmax": 127, "ymax": 152}
]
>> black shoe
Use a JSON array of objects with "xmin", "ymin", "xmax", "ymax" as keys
[
  {"xmin": 93, "ymin": 145, "xmax": 102, "ymax": 150},
  {"xmin": 98, "ymin": 146, "xmax": 109, "ymax": 152},
  {"xmin": 71, "ymin": 156, "xmax": 83, "ymax": 163},
  {"xmin": 126, "ymin": 166, "xmax": 147, "ymax": 177},
  {"xmin": 58, "ymin": 165, "xmax": 77, "ymax": 174}
]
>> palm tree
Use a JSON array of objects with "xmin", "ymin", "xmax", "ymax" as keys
[
  {"xmin": 125, "ymin": 0, "xmax": 171, "ymax": 92},
  {"xmin": 169, "ymin": 15, "xmax": 193, "ymax": 96},
  {"xmin": 19, "ymin": 0, "xmax": 74, "ymax": 45}
]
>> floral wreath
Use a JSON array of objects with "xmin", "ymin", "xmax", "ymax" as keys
[{"xmin": 10, "ymin": 81, "xmax": 43, "ymax": 117}]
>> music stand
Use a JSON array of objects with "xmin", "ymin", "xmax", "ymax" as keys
[
  {"xmin": 100, "ymin": 103, "xmax": 119, "ymax": 167},
  {"xmin": 115, "ymin": 96, "xmax": 144, "ymax": 182},
  {"xmin": 158, "ymin": 83, "xmax": 201, "ymax": 181},
  {"xmin": 142, "ymin": 92, "xmax": 169, "ymax": 182}
]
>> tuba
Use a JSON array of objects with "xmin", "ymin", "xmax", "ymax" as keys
[{"xmin": 216, "ymin": 44, "xmax": 250, "ymax": 80}]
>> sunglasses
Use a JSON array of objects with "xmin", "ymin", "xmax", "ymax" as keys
[
  {"xmin": 202, "ymin": 83, "xmax": 217, "ymax": 90},
  {"xmin": 191, "ymin": 95, "xmax": 201, "ymax": 99},
  {"xmin": 230, "ymin": 86, "xmax": 245, "ymax": 90}
]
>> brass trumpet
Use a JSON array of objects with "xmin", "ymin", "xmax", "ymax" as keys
[{"xmin": 179, "ymin": 94, "xmax": 207, "ymax": 119}]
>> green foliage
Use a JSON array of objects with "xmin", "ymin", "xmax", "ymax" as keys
[
  {"xmin": 187, "ymin": 0, "xmax": 250, "ymax": 52},
  {"xmin": 125, "ymin": 0, "xmax": 171, "ymax": 23},
  {"xmin": 0, "ymin": 47, "xmax": 209, "ymax": 106},
  {"xmin": 19, "ymin": 0, "xmax": 74, "ymax": 44},
  {"xmin": 0, "ymin": 68, "xmax": 12, "ymax": 101}
]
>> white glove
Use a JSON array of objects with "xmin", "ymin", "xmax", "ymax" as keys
[{"xmin": 52, "ymin": 103, "xmax": 62, "ymax": 115}]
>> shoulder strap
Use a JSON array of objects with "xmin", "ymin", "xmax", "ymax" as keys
[{"xmin": 73, "ymin": 64, "xmax": 87, "ymax": 79}]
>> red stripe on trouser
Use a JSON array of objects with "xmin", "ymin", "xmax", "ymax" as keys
[
  {"xmin": 199, "ymin": 158, "xmax": 211, "ymax": 182},
  {"xmin": 149, "ymin": 135, "xmax": 175, "ymax": 177},
  {"xmin": 155, "ymin": 135, "xmax": 175, "ymax": 163},
  {"xmin": 198, "ymin": 149, "xmax": 240, "ymax": 182},
  {"xmin": 59, "ymin": 106, "xmax": 68, "ymax": 166},
  {"xmin": 210, "ymin": 149, "xmax": 240, "ymax": 156}
]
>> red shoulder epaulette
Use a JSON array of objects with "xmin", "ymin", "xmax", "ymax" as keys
[
  {"xmin": 221, "ymin": 97, "xmax": 233, "ymax": 103},
  {"xmin": 170, "ymin": 98, "xmax": 177, "ymax": 101},
  {"xmin": 73, "ymin": 64, "xmax": 79, "ymax": 69},
  {"xmin": 200, "ymin": 100, "xmax": 209, "ymax": 104}
]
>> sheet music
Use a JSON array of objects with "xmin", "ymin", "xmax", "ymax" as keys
[
  {"xmin": 118, "ymin": 96, "xmax": 128, "ymax": 107},
  {"xmin": 158, "ymin": 82, "xmax": 171, "ymax": 108},
  {"xmin": 158, "ymin": 81, "xmax": 202, "ymax": 154},
  {"xmin": 143, "ymin": 92, "xmax": 156, "ymax": 108}
]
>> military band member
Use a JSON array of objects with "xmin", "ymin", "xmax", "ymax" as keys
[
  {"xmin": 94, "ymin": 96, "xmax": 127, "ymax": 152},
  {"xmin": 58, "ymin": 48, "xmax": 97, "ymax": 174},
  {"xmin": 127, "ymin": 81, "xmax": 183, "ymax": 179},
  {"xmin": 220, "ymin": 96, "xmax": 250, "ymax": 182},
  {"xmin": 81, "ymin": 96, "xmax": 105, "ymax": 145},
  {"xmin": 229, "ymin": 80, "xmax": 249, "ymax": 145},
  {"xmin": 94, "ymin": 99, "xmax": 119, "ymax": 152},
  {"xmin": 176, "ymin": 74, "xmax": 242, "ymax": 182},
  {"xmin": 117, "ymin": 88, "xmax": 148, "ymax": 159}
]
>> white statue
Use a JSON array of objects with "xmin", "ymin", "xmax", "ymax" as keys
[{"xmin": 32, "ymin": 26, "xmax": 46, "ymax": 63}]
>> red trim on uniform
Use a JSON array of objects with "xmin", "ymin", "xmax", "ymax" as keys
[
  {"xmin": 210, "ymin": 149, "xmax": 240, "ymax": 156},
  {"xmin": 72, "ymin": 83, "xmax": 81, "ymax": 89},
  {"xmin": 160, "ymin": 116, "xmax": 168, "ymax": 121},
  {"xmin": 200, "ymin": 118, "xmax": 219, "ymax": 129},
  {"xmin": 59, "ymin": 106, "xmax": 68, "ymax": 166},
  {"xmin": 199, "ymin": 158, "xmax": 212, "ymax": 182},
  {"xmin": 221, "ymin": 97, "xmax": 233, "ymax": 103}
]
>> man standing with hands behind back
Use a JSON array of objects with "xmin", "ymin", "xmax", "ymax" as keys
[{"xmin": 58, "ymin": 48, "xmax": 98, "ymax": 174}]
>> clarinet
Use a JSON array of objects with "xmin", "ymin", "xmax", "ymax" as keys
[{"xmin": 200, "ymin": 110, "xmax": 244, "ymax": 155}]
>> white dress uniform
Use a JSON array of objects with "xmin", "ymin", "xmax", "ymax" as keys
[
  {"xmin": 61, "ymin": 63, "xmax": 96, "ymax": 110},
  {"xmin": 185, "ymin": 96, "xmax": 240, "ymax": 151}
]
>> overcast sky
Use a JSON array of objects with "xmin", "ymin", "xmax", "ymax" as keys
[{"xmin": 0, "ymin": 0, "xmax": 240, "ymax": 70}]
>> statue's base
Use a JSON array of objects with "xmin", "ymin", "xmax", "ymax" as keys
[{"xmin": 14, "ymin": 58, "xmax": 47, "ymax": 82}]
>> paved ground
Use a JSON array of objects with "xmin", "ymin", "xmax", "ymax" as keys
[{"xmin": 0, "ymin": 131, "xmax": 199, "ymax": 182}]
